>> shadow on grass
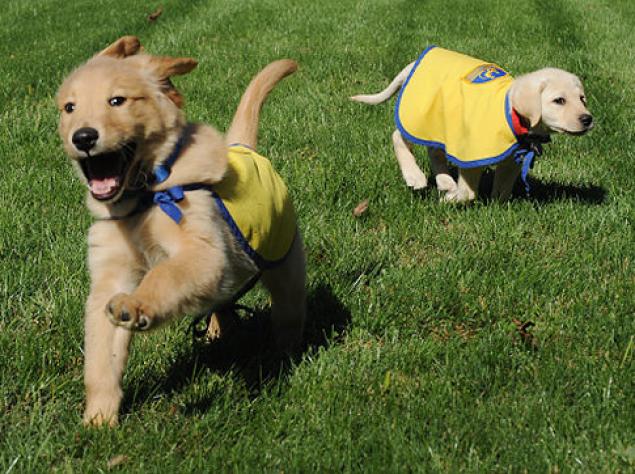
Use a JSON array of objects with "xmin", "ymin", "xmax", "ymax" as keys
[
  {"xmin": 121, "ymin": 284, "xmax": 350, "ymax": 415},
  {"xmin": 515, "ymin": 177, "xmax": 606, "ymax": 205},
  {"xmin": 413, "ymin": 169, "xmax": 606, "ymax": 205}
]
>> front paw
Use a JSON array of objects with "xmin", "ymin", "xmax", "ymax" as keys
[
  {"xmin": 106, "ymin": 293, "xmax": 154, "ymax": 331},
  {"xmin": 401, "ymin": 167, "xmax": 428, "ymax": 190},
  {"xmin": 83, "ymin": 408, "xmax": 118, "ymax": 428}
]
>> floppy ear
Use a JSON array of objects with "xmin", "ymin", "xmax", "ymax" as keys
[
  {"xmin": 149, "ymin": 56, "xmax": 198, "ymax": 79},
  {"xmin": 98, "ymin": 36, "xmax": 142, "ymax": 58},
  {"xmin": 146, "ymin": 57, "xmax": 198, "ymax": 108},
  {"xmin": 510, "ymin": 74, "xmax": 546, "ymax": 128}
]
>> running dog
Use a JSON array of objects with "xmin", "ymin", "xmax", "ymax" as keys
[{"xmin": 57, "ymin": 36, "xmax": 305, "ymax": 426}]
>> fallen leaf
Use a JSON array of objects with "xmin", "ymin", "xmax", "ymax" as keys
[
  {"xmin": 148, "ymin": 6, "xmax": 163, "ymax": 21},
  {"xmin": 107, "ymin": 454, "xmax": 129, "ymax": 470},
  {"xmin": 353, "ymin": 199, "xmax": 369, "ymax": 217}
]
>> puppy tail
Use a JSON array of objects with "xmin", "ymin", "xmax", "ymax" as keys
[
  {"xmin": 226, "ymin": 59, "xmax": 298, "ymax": 149},
  {"xmin": 350, "ymin": 61, "xmax": 415, "ymax": 105}
]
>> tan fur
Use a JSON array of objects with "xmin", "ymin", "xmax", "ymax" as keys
[
  {"xmin": 57, "ymin": 37, "xmax": 304, "ymax": 427},
  {"xmin": 227, "ymin": 59, "xmax": 298, "ymax": 148},
  {"xmin": 352, "ymin": 61, "xmax": 593, "ymax": 202}
]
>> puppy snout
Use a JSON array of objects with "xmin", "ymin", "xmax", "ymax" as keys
[
  {"xmin": 579, "ymin": 114, "xmax": 593, "ymax": 129},
  {"xmin": 72, "ymin": 127, "xmax": 99, "ymax": 152}
]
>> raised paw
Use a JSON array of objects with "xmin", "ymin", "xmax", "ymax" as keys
[{"xmin": 106, "ymin": 293, "xmax": 154, "ymax": 331}]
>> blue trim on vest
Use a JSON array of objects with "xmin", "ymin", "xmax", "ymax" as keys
[
  {"xmin": 227, "ymin": 142, "xmax": 256, "ymax": 151},
  {"xmin": 149, "ymin": 139, "xmax": 293, "ymax": 270},
  {"xmin": 394, "ymin": 46, "xmax": 522, "ymax": 169},
  {"xmin": 209, "ymin": 190, "xmax": 291, "ymax": 271}
]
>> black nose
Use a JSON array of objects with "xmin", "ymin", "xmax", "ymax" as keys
[
  {"xmin": 72, "ymin": 127, "xmax": 99, "ymax": 152},
  {"xmin": 579, "ymin": 114, "xmax": 593, "ymax": 128}
]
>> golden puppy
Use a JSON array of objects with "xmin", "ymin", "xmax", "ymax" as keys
[
  {"xmin": 57, "ymin": 36, "xmax": 305, "ymax": 427},
  {"xmin": 351, "ymin": 46, "xmax": 594, "ymax": 202}
]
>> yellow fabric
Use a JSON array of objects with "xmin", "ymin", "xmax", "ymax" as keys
[
  {"xmin": 396, "ymin": 47, "xmax": 518, "ymax": 166},
  {"xmin": 213, "ymin": 145, "xmax": 296, "ymax": 265}
]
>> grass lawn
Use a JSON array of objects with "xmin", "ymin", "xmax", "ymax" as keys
[{"xmin": 1, "ymin": 0, "xmax": 634, "ymax": 471}]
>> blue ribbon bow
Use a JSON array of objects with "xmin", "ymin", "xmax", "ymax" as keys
[{"xmin": 153, "ymin": 186, "xmax": 185, "ymax": 223}]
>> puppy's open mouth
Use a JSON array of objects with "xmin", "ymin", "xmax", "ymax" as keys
[{"xmin": 78, "ymin": 143, "xmax": 136, "ymax": 201}]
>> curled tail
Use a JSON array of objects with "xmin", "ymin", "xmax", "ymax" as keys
[
  {"xmin": 226, "ymin": 59, "xmax": 298, "ymax": 149},
  {"xmin": 350, "ymin": 61, "xmax": 415, "ymax": 105}
]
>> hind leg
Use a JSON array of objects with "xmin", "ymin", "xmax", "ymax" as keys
[
  {"xmin": 260, "ymin": 229, "xmax": 306, "ymax": 352},
  {"xmin": 443, "ymin": 167, "xmax": 483, "ymax": 203},
  {"xmin": 392, "ymin": 129, "xmax": 427, "ymax": 190},
  {"xmin": 427, "ymin": 147, "xmax": 456, "ymax": 194}
]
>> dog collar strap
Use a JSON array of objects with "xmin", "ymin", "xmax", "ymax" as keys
[
  {"xmin": 514, "ymin": 139, "xmax": 546, "ymax": 195},
  {"xmin": 153, "ymin": 124, "xmax": 193, "ymax": 184},
  {"xmin": 514, "ymin": 149, "xmax": 535, "ymax": 195}
]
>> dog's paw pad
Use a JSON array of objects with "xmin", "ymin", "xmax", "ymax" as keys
[{"xmin": 106, "ymin": 294, "xmax": 154, "ymax": 331}]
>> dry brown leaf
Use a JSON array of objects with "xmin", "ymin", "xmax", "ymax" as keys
[
  {"xmin": 353, "ymin": 199, "xmax": 369, "ymax": 217},
  {"xmin": 107, "ymin": 454, "xmax": 129, "ymax": 469},
  {"xmin": 148, "ymin": 6, "xmax": 163, "ymax": 21}
]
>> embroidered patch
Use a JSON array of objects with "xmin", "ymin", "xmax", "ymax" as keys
[{"xmin": 465, "ymin": 64, "xmax": 507, "ymax": 84}]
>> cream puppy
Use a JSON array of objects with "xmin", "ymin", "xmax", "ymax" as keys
[{"xmin": 352, "ymin": 46, "xmax": 593, "ymax": 202}]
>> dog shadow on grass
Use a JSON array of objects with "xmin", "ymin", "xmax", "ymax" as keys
[
  {"xmin": 416, "ymin": 168, "xmax": 606, "ymax": 205},
  {"xmin": 511, "ymin": 176, "xmax": 606, "ymax": 204},
  {"xmin": 480, "ymin": 169, "xmax": 607, "ymax": 204},
  {"xmin": 121, "ymin": 284, "xmax": 351, "ymax": 416}
]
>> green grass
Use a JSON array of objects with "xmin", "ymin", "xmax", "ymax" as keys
[{"xmin": 1, "ymin": 0, "xmax": 634, "ymax": 471}]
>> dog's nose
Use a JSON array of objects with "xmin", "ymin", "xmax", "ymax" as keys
[
  {"xmin": 579, "ymin": 114, "xmax": 593, "ymax": 128},
  {"xmin": 72, "ymin": 127, "xmax": 99, "ymax": 152}
]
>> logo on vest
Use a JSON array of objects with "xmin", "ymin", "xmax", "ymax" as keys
[{"xmin": 465, "ymin": 64, "xmax": 507, "ymax": 84}]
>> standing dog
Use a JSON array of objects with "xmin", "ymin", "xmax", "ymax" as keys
[
  {"xmin": 352, "ymin": 46, "xmax": 593, "ymax": 202},
  {"xmin": 57, "ymin": 36, "xmax": 305, "ymax": 426}
]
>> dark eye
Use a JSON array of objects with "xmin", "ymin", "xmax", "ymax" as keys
[
  {"xmin": 109, "ymin": 96, "xmax": 126, "ymax": 107},
  {"xmin": 580, "ymin": 96, "xmax": 587, "ymax": 105},
  {"xmin": 64, "ymin": 102, "xmax": 75, "ymax": 113},
  {"xmin": 553, "ymin": 97, "xmax": 566, "ymax": 105}
]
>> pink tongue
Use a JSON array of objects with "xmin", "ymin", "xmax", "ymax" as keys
[{"xmin": 89, "ymin": 178, "xmax": 117, "ymax": 195}]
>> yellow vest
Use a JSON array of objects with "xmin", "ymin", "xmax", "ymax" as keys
[
  {"xmin": 212, "ymin": 145, "xmax": 297, "ymax": 269},
  {"xmin": 395, "ymin": 46, "xmax": 521, "ymax": 167}
]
